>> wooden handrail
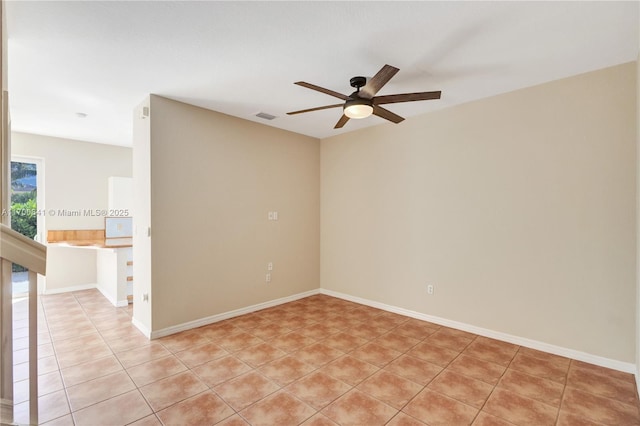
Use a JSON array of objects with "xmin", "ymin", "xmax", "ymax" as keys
[{"xmin": 0, "ymin": 224, "xmax": 46, "ymax": 274}]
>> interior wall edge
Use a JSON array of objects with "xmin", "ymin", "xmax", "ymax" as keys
[
  {"xmin": 320, "ymin": 288, "xmax": 636, "ymax": 375},
  {"xmin": 95, "ymin": 284, "xmax": 128, "ymax": 308},
  {"xmin": 132, "ymin": 316, "xmax": 151, "ymax": 339}
]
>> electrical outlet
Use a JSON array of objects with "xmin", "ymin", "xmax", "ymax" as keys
[
  {"xmin": 266, "ymin": 273, "xmax": 271, "ymax": 283},
  {"xmin": 427, "ymin": 285, "xmax": 434, "ymax": 295},
  {"xmin": 267, "ymin": 262, "xmax": 273, "ymax": 271}
]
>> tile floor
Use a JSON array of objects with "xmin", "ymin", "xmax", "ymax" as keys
[{"xmin": 9, "ymin": 289, "xmax": 640, "ymax": 425}]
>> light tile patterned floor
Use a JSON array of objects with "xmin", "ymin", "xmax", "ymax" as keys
[{"xmin": 10, "ymin": 289, "xmax": 640, "ymax": 425}]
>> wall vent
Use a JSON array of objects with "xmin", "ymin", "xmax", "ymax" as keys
[{"xmin": 255, "ymin": 112, "xmax": 277, "ymax": 121}]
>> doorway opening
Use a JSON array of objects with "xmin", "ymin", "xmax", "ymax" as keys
[{"xmin": 10, "ymin": 156, "xmax": 45, "ymax": 297}]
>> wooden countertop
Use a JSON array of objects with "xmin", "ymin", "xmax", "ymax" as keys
[
  {"xmin": 49, "ymin": 239, "xmax": 132, "ymax": 249},
  {"xmin": 47, "ymin": 230, "xmax": 132, "ymax": 248}
]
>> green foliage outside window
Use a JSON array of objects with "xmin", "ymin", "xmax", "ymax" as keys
[
  {"xmin": 11, "ymin": 162, "xmax": 38, "ymax": 273},
  {"xmin": 11, "ymin": 195, "xmax": 37, "ymax": 239}
]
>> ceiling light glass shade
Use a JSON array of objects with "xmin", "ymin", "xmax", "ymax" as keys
[{"xmin": 344, "ymin": 99, "xmax": 373, "ymax": 119}]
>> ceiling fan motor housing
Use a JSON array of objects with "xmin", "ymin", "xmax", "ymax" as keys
[{"xmin": 350, "ymin": 76, "xmax": 367, "ymax": 90}]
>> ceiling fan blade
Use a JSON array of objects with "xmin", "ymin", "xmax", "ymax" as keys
[
  {"xmin": 294, "ymin": 82, "xmax": 349, "ymax": 101},
  {"xmin": 373, "ymin": 106, "xmax": 404, "ymax": 124},
  {"xmin": 287, "ymin": 104, "xmax": 343, "ymax": 115},
  {"xmin": 374, "ymin": 91, "xmax": 441, "ymax": 105},
  {"xmin": 360, "ymin": 64, "xmax": 400, "ymax": 99},
  {"xmin": 334, "ymin": 114, "xmax": 350, "ymax": 129}
]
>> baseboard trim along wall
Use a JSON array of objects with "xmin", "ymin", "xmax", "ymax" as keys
[
  {"xmin": 132, "ymin": 317, "xmax": 151, "ymax": 339},
  {"xmin": 43, "ymin": 283, "xmax": 97, "ymax": 295},
  {"xmin": 44, "ymin": 283, "xmax": 128, "ymax": 307},
  {"xmin": 148, "ymin": 289, "xmax": 321, "ymax": 339},
  {"xmin": 320, "ymin": 288, "xmax": 636, "ymax": 375},
  {"xmin": 43, "ymin": 281, "xmax": 635, "ymax": 375},
  {"xmin": 95, "ymin": 285, "xmax": 128, "ymax": 308}
]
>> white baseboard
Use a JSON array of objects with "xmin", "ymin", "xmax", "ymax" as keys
[
  {"xmin": 150, "ymin": 289, "xmax": 321, "ymax": 339},
  {"xmin": 42, "ymin": 282, "xmax": 126, "ymax": 308},
  {"xmin": 43, "ymin": 283, "xmax": 97, "ymax": 295},
  {"xmin": 48, "ymin": 281, "xmax": 634, "ymax": 376},
  {"xmin": 320, "ymin": 288, "xmax": 636, "ymax": 374},
  {"xmin": 96, "ymin": 285, "xmax": 128, "ymax": 307},
  {"xmin": 132, "ymin": 317, "xmax": 151, "ymax": 339}
]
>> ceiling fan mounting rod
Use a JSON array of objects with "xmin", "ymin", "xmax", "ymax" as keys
[{"xmin": 349, "ymin": 76, "xmax": 367, "ymax": 92}]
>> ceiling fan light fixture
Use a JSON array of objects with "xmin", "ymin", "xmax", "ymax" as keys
[{"xmin": 343, "ymin": 98, "xmax": 373, "ymax": 119}]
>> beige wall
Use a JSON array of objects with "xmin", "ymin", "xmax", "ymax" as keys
[
  {"xmin": 321, "ymin": 62, "xmax": 637, "ymax": 362},
  {"xmin": 146, "ymin": 95, "xmax": 320, "ymax": 331},
  {"xmin": 12, "ymin": 132, "xmax": 132, "ymax": 291}
]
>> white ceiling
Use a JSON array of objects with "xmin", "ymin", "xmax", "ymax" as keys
[{"xmin": 5, "ymin": 1, "xmax": 639, "ymax": 147}]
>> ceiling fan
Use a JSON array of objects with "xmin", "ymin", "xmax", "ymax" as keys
[{"xmin": 287, "ymin": 64, "xmax": 441, "ymax": 129}]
